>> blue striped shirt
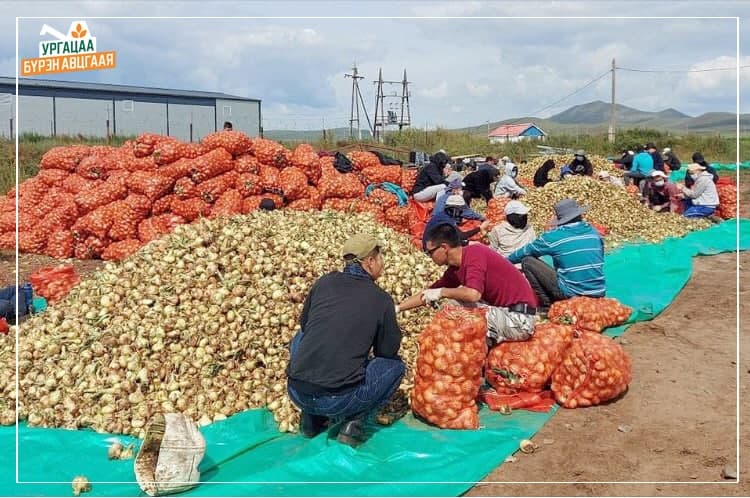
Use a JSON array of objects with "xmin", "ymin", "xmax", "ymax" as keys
[{"xmin": 507, "ymin": 222, "xmax": 605, "ymax": 297}]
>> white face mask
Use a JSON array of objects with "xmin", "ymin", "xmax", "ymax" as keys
[
  {"xmin": 654, "ymin": 180, "xmax": 665, "ymax": 187},
  {"xmin": 690, "ymin": 173, "xmax": 699, "ymax": 180}
]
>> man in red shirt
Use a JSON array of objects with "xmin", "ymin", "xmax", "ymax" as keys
[{"xmin": 397, "ymin": 224, "xmax": 538, "ymax": 345}]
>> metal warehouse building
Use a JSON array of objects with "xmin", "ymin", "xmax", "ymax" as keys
[{"xmin": 0, "ymin": 77, "xmax": 262, "ymax": 142}]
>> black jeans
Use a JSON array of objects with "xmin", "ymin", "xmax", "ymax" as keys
[{"xmin": 520, "ymin": 257, "xmax": 566, "ymax": 309}]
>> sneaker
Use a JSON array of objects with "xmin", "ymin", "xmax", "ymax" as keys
[
  {"xmin": 300, "ymin": 412, "xmax": 328, "ymax": 438},
  {"xmin": 336, "ymin": 419, "xmax": 366, "ymax": 447}
]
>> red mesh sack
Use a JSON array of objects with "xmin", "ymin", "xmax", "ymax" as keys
[
  {"xmin": 196, "ymin": 171, "xmax": 238, "ymax": 203},
  {"xmin": 551, "ymin": 331, "xmax": 632, "ymax": 408},
  {"xmin": 347, "ymin": 151, "xmax": 380, "ymax": 170},
  {"xmin": 76, "ymin": 154, "xmax": 119, "ymax": 180},
  {"xmin": 306, "ymin": 186, "xmax": 322, "ymax": 209},
  {"xmin": 102, "ymin": 239, "xmax": 142, "ymax": 261},
  {"xmin": 137, "ymin": 215, "xmax": 184, "ymax": 244},
  {"xmin": 120, "ymin": 153, "xmax": 158, "ymax": 173},
  {"xmin": 18, "ymin": 229, "xmax": 47, "ymax": 253},
  {"xmin": 75, "ymin": 177, "xmax": 127, "ymax": 214},
  {"xmin": 548, "ymin": 296, "xmax": 632, "ymax": 334},
  {"xmin": 352, "ymin": 199, "xmax": 386, "ymax": 224},
  {"xmin": 62, "ymin": 175, "xmax": 102, "ymax": 195},
  {"xmin": 411, "ymin": 307, "xmax": 488, "ymax": 429},
  {"xmin": 108, "ymin": 199, "xmax": 148, "ymax": 241},
  {"xmin": 17, "ymin": 179, "xmax": 47, "ymax": 207},
  {"xmin": 40, "ymin": 146, "xmax": 90, "ymax": 171},
  {"xmin": 153, "ymin": 140, "xmax": 187, "ymax": 165},
  {"xmin": 286, "ymin": 199, "xmax": 317, "ymax": 211},
  {"xmin": 361, "ymin": 165, "xmax": 402, "ymax": 185},
  {"xmin": 38, "ymin": 169, "xmax": 70, "ymax": 187},
  {"xmin": 157, "ymin": 158, "xmax": 193, "ymax": 181},
  {"xmin": 234, "ymin": 154, "xmax": 260, "ymax": 174},
  {"xmin": 151, "ymin": 194, "xmax": 175, "ymax": 215},
  {"xmin": 190, "ymin": 148, "xmax": 234, "ymax": 183},
  {"xmin": 29, "ymin": 264, "xmax": 80, "ymax": 304},
  {"xmin": 29, "ymin": 187, "xmax": 66, "ymax": 219},
  {"xmin": 252, "ymin": 138, "xmax": 290, "ymax": 168},
  {"xmin": 717, "ymin": 184, "xmax": 737, "ymax": 219},
  {"xmin": 236, "ymin": 173, "xmax": 263, "ymax": 197},
  {"xmin": 485, "ymin": 198, "xmax": 509, "ymax": 225},
  {"xmin": 183, "ymin": 143, "xmax": 206, "ymax": 159},
  {"xmin": 318, "ymin": 173, "xmax": 365, "ymax": 200},
  {"xmin": 0, "ymin": 232, "xmax": 14, "ymax": 250},
  {"xmin": 73, "ymin": 235, "xmax": 109, "ymax": 259},
  {"xmin": 16, "ymin": 212, "xmax": 38, "ymax": 234},
  {"xmin": 126, "ymin": 171, "xmax": 175, "ymax": 201},
  {"xmin": 201, "ymin": 131, "xmax": 253, "ymax": 156},
  {"xmin": 384, "ymin": 205, "xmax": 410, "ymax": 232},
  {"xmin": 278, "ymin": 167, "xmax": 308, "ymax": 201},
  {"xmin": 322, "ymin": 198, "xmax": 356, "ymax": 212},
  {"xmin": 0, "ymin": 211, "xmax": 15, "ymax": 232},
  {"xmin": 45, "ymin": 230, "xmax": 75, "ymax": 259},
  {"xmin": 37, "ymin": 199, "xmax": 78, "ymax": 233},
  {"xmin": 367, "ymin": 188, "xmax": 399, "ymax": 210},
  {"xmin": 72, "ymin": 203, "xmax": 114, "ymax": 240},
  {"xmin": 170, "ymin": 197, "xmax": 212, "ymax": 221},
  {"xmin": 400, "ymin": 168, "xmax": 418, "ymax": 192},
  {"xmin": 258, "ymin": 164, "xmax": 281, "ymax": 193},
  {"xmin": 210, "ymin": 189, "xmax": 243, "ymax": 218},
  {"xmin": 134, "ymin": 133, "xmax": 167, "ymax": 158},
  {"xmin": 319, "ymin": 156, "xmax": 336, "ymax": 178},
  {"xmin": 485, "ymin": 322, "xmax": 574, "ymax": 395},
  {"xmin": 290, "ymin": 144, "xmax": 321, "ymax": 184},
  {"xmin": 173, "ymin": 177, "xmax": 197, "ymax": 199}
]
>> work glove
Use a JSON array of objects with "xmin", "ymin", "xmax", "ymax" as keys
[
  {"xmin": 652, "ymin": 205, "xmax": 663, "ymax": 212},
  {"xmin": 394, "ymin": 305, "xmax": 400, "ymax": 314},
  {"xmin": 421, "ymin": 288, "xmax": 443, "ymax": 305}
]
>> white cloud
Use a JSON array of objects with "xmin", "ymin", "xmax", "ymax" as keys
[
  {"xmin": 686, "ymin": 55, "xmax": 748, "ymax": 92},
  {"xmin": 450, "ymin": 105, "xmax": 464, "ymax": 113},
  {"xmin": 418, "ymin": 81, "xmax": 448, "ymax": 99},
  {"xmin": 466, "ymin": 81, "xmax": 491, "ymax": 97}
]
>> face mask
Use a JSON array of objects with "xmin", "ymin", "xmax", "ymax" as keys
[
  {"xmin": 654, "ymin": 180, "xmax": 665, "ymax": 187},
  {"xmin": 511, "ymin": 169, "xmax": 518, "ymax": 178},
  {"xmin": 575, "ymin": 156, "xmax": 583, "ymax": 161},
  {"xmin": 690, "ymin": 173, "xmax": 699, "ymax": 180}
]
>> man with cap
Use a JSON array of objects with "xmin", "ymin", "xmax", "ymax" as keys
[
  {"xmin": 685, "ymin": 152, "xmax": 719, "ymax": 188},
  {"xmin": 597, "ymin": 170, "xmax": 624, "ymax": 187},
  {"xmin": 488, "ymin": 200, "xmax": 537, "ymax": 262},
  {"xmin": 623, "ymin": 145, "xmax": 654, "ymax": 193},
  {"xmin": 662, "ymin": 147, "xmax": 681, "ymax": 172},
  {"xmin": 494, "ymin": 161, "xmax": 527, "ymax": 198},
  {"xmin": 568, "ymin": 150, "xmax": 593, "ymax": 176},
  {"xmin": 398, "ymin": 224, "xmax": 538, "ymax": 346},
  {"xmin": 677, "ymin": 163, "xmax": 720, "ymax": 218},
  {"xmin": 286, "ymin": 234, "xmax": 404, "ymax": 447},
  {"xmin": 507, "ymin": 198, "xmax": 605, "ymax": 311},
  {"xmin": 462, "ymin": 165, "xmax": 500, "ymax": 206},
  {"xmin": 643, "ymin": 170, "xmax": 681, "ymax": 213},
  {"xmin": 422, "ymin": 194, "xmax": 488, "ymax": 250},
  {"xmin": 646, "ymin": 143, "xmax": 665, "ymax": 172}
]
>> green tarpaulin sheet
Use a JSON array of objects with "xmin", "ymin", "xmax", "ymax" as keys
[
  {"xmin": 669, "ymin": 161, "xmax": 748, "ymax": 183},
  {"xmin": 0, "ymin": 219, "xmax": 747, "ymax": 496}
]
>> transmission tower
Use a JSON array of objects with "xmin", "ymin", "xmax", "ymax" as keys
[
  {"xmin": 345, "ymin": 63, "xmax": 373, "ymax": 141},
  {"xmin": 373, "ymin": 68, "xmax": 411, "ymax": 143}
]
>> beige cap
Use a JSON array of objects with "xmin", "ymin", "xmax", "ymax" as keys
[
  {"xmin": 597, "ymin": 170, "xmax": 611, "ymax": 178},
  {"xmin": 650, "ymin": 170, "xmax": 668, "ymax": 179},
  {"xmin": 341, "ymin": 233, "xmax": 383, "ymax": 260},
  {"xmin": 687, "ymin": 163, "xmax": 706, "ymax": 172}
]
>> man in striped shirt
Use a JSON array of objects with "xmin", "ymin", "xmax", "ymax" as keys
[{"xmin": 507, "ymin": 198, "xmax": 605, "ymax": 312}]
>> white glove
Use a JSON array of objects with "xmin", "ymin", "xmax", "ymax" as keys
[
  {"xmin": 421, "ymin": 288, "xmax": 443, "ymax": 304},
  {"xmin": 394, "ymin": 305, "xmax": 400, "ymax": 314},
  {"xmin": 652, "ymin": 205, "xmax": 662, "ymax": 212}
]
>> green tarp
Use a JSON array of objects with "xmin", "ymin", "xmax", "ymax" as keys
[
  {"xmin": 0, "ymin": 219, "xmax": 747, "ymax": 496},
  {"xmin": 669, "ymin": 161, "xmax": 748, "ymax": 183}
]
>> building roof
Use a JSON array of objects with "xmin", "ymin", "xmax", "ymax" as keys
[
  {"xmin": 0, "ymin": 76, "xmax": 259, "ymax": 102},
  {"xmin": 488, "ymin": 122, "xmax": 545, "ymax": 137}
]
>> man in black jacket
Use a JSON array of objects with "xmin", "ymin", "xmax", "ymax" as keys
[
  {"xmin": 646, "ymin": 142, "xmax": 665, "ymax": 172},
  {"xmin": 412, "ymin": 151, "xmax": 450, "ymax": 201},
  {"xmin": 462, "ymin": 166, "xmax": 499, "ymax": 206},
  {"xmin": 286, "ymin": 234, "xmax": 404, "ymax": 447}
]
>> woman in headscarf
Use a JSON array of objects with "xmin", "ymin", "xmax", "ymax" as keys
[
  {"xmin": 493, "ymin": 162, "xmax": 527, "ymax": 198},
  {"xmin": 533, "ymin": 159, "xmax": 556, "ymax": 187}
]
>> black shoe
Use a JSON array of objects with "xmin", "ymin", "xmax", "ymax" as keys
[
  {"xmin": 336, "ymin": 419, "xmax": 366, "ymax": 447},
  {"xmin": 300, "ymin": 412, "xmax": 328, "ymax": 438}
]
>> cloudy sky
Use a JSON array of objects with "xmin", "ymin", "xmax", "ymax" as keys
[{"xmin": 3, "ymin": 1, "xmax": 749, "ymax": 130}]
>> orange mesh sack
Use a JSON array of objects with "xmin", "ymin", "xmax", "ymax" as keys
[
  {"xmin": 102, "ymin": 239, "xmax": 142, "ymax": 261},
  {"xmin": 189, "ymin": 148, "xmax": 234, "ymax": 183},
  {"xmin": 241, "ymin": 194, "xmax": 283, "ymax": 213},
  {"xmin": 234, "ymin": 153, "xmax": 261, "ymax": 174},
  {"xmin": 29, "ymin": 264, "xmax": 80, "ymax": 304},
  {"xmin": 306, "ymin": 186, "xmax": 322, "ymax": 209},
  {"xmin": 170, "ymin": 197, "xmax": 212, "ymax": 222},
  {"xmin": 411, "ymin": 307, "xmax": 488, "ymax": 429},
  {"xmin": 318, "ymin": 173, "xmax": 365, "ymax": 200},
  {"xmin": 152, "ymin": 140, "xmax": 187, "ymax": 165},
  {"xmin": 367, "ymin": 189, "xmax": 399, "ymax": 210},
  {"xmin": 126, "ymin": 171, "xmax": 175, "ymax": 201},
  {"xmin": 548, "ymin": 296, "xmax": 632, "ymax": 333},
  {"xmin": 252, "ymin": 138, "xmax": 290, "ymax": 168},
  {"xmin": 322, "ymin": 198, "xmax": 356, "ymax": 212},
  {"xmin": 40, "ymin": 146, "xmax": 90, "ymax": 171},
  {"xmin": 347, "ymin": 150, "xmax": 380, "ymax": 170},
  {"xmin": 75, "ymin": 177, "xmax": 127, "ymax": 214},
  {"xmin": 278, "ymin": 167, "xmax": 308, "ymax": 201},
  {"xmin": 717, "ymin": 184, "xmax": 737, "ymax": 219},
  {"xmin": 485, "ymin": 198, "xmax": 510, "ymax": 225},
  {"xmin": 196, "ymin": 171, "xmax": 238, "ymax": 203},
  {"xmin": 485, "ymin": 322, "xmax": 574, "ymax": 395},
  {"xmin": 173, "ymin": 177, "xmax": 197, "ymax": 200},
  {"xmin": 62, "ymin": 175, "xmax": 103, "ymax": 195},
  {"xmin": 235, "ymin": 173, "xmax": 263, "ymax": 197},
  {"xmin": 18, "ymin": 229, "xmax": 47, "ymax": 254},
  {"xmin": 361, "ymin": 165, "xmax": 402, "ymax": 185},
  {"xmin": 400, "ymin": 169, "xmax": 418, "ymax": 193},
  {"xmin": 137, "ymin": 214, "xmax": 185, "ymax": 244},
  {"xmin": 290, "ymin": 144, "xmax": 321, "ymax": 184},
  {"xmin": 210, "ymin": 189, "xmax": 243, "ymax": 218},
  {"xmin": 151, "ymin": 194, "xmax": 175, "ymax": 215},
  {"xmin": 384, "ymin": 205, "xmax": 410, "ymax": 233},
  {"xmin": 158, "ymin": 158, "xmax": 194, "ymax": 182},
  {"xmin": 551, "ymin": 331, "xmax": 632, "ymax": 408},
  {"xmin": 72, "ymin": 204, "xmax": 114, "ymax": 240},
  {"xmin": 45, "ymin": 230, "xmax": 75, "ymax": 259},
  {"xmin": 201, "ymin": 131, "xmax": 253, "ymax": 156},
  {"xmin": 37, "ymin": 169, "xmax": 70, "ymax": 187}
]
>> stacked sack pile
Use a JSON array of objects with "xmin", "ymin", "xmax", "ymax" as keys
[
  {"xmin": 0, "ymin": 133, "xmax": 419, "ymax": 261},
  {"xmin": 413, "ymin": 296, "xmax": 635, "ymax": 429}
]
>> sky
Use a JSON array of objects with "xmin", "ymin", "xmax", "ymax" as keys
[{"xmin": 2, "ymin": 1, "xmax": 750, "ymax": 131}]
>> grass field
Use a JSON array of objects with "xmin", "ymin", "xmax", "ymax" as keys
[{"xmin": 0, "ymin": 129, "xmax": 747, "ymax": 195}]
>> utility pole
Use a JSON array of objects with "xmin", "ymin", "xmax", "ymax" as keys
[
  {"xmin": 608, "ymin": 58, "xmax": 616, "ymax": 144},
  {"xmin": 399, "ymin": 69, "xmax": 411, "ymax": 131},
  {"xmin": 346, "ymin": 63, "xmax": 363, "ymax": 140}
]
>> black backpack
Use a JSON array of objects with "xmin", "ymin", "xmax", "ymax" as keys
[
  {"xmin": 370, "ymin": 150, "xmax": 402, "ymax": 166},
  {"xmin": 334, "ymin": 152, "xmax": 354, "ymax": 173}
]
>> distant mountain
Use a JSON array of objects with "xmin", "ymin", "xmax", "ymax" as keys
[{"xmin": 264, "ymin": 127, "xmax": 372, "ymax": 142}]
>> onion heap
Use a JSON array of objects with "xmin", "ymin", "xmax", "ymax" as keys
[
  {"xmin": 13, "ymin": 210, "xmax": 441, "ymax": 437},
  {"xmin": 0, "ymin": 327, "xmax": 16, "ymax": 425},
  {"xmin": 517, "ymin": 154, "xmax": 625, "ymax": 181}
]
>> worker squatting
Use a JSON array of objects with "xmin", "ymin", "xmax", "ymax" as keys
[{"xmin": 21, "ymin": 51, "xmax": 116, "ymax": 76}]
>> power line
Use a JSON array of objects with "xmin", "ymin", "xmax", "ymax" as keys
[{"xmin": 616, "ymin": 65, "xmax": 750, "ymax": 73}]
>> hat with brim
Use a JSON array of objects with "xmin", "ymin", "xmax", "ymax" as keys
[
  {"xmin": 445, "ymin": 194, "xmax": 466, "ymax": 207},
  {"xmin": 504, "ymin": 200, "xmax": 530, "ymax": 215},
  {"xmin": 447, "ymin": 178, "xmax": 464, "ymax": 189},
  {"xmin": 342, "ymin": 233, "xmax": 384, "ymax": 260},
  {"xmin": 554, "ymin": 198, "xmax": 589, "ymax": 225},
  {"xmin": 687, "ymin": 162, "xmax": 706, "ymax": 172},
  {"xmin": 650, "ymin": 170, "xmax": 668, "ymax": 179}
]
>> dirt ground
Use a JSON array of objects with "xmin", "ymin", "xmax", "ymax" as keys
[
  {"xmin": 1, "ymin": 233, "xmax": 747, "ymax": 497},
  {"xmin": 469, "ymin": 251, "xmax": 748, "ymax": 496}
]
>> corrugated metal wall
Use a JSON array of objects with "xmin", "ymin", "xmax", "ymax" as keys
[
  {"xmin": 55, "ymin": 97, "xmax": 112, "ymax": 137},
  {"xmin": 168, "ymin": 103, "xmax": 215, "ymax": 142},
  {"xmin": 115, "ymin": 99, "xmax": 167, "ymax": 136},
  {"xmin": 216, "ymin": 99, "xmax": 261, "ymax": 137},
  {"xmin": 18, "ymin": 95, "xmax": 55, "ymax": 136},
  {"xmin": 0, "ymin": 94, "xmax": 12, "ymax": 138}
]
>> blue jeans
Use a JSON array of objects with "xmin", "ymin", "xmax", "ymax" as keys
[
  {"xmin": 682, "ymin": 199, "xmax": 715, "ymax": 218},
  {"xmin": 287, "ymin": 330, "xmax": 405, "ymax": 422}
]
